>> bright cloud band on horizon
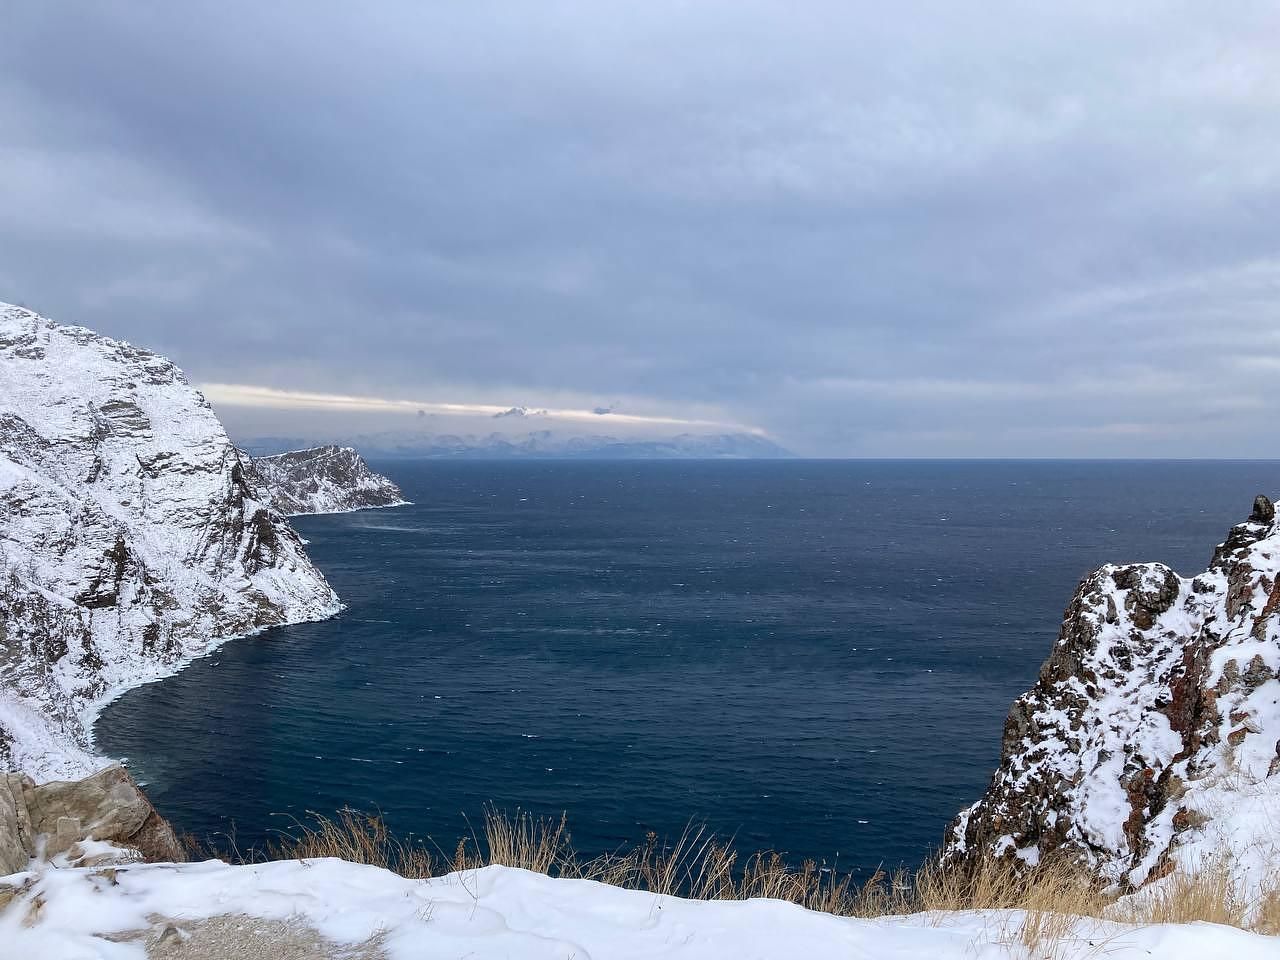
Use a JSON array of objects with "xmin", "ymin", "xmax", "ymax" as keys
[{"xmin": 200, "ymin": 383, "xmax": 765, "ymax": 434}]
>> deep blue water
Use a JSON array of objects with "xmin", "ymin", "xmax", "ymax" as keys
[{"xmin": 96, "ymin": 460, "xmax": 1278, "ymax": 872}]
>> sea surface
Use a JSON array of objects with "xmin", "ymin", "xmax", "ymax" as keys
[{"xmin": 97, "ymin": 460, "xmax": 1279, "ymax": 873}]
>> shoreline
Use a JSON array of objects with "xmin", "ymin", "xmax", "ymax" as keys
[
  {"xmin": 282, "ymin": 498, "xmax": 413, "ymax": 518},
  {"xmin": 79, "ymin": 595, "xmax": 347, "ymax": 771}
]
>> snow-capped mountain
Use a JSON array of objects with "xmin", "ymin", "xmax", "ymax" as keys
[
  {"xmin": 946, "ymin": 494, "xmax": 1280, "ymax": 899},
  {"xmin": 247, "ymin": 445, "xmax": 407, "ymax": 516},
  {"xmin": 0, "ymin": 303, "xmax": 340, "ymax": 780}
]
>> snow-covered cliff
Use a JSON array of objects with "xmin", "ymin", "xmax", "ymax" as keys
[
  {"xmin": 0, "ymin": 303, "xmax": 340, "ymax": 780},
  {"xmin": 946, "ymin": 495, "xmax": 1280, "ymax": 898},
  {"xmin": 246, "ymin": 445, "xmax": 406, "ymax": 516}
]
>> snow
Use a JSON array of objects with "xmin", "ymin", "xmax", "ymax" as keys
[
  {"xmin": 247, "ymin": 444, "xmax": 408, "ymax": 516},
  {"xmin": 3, "ymin": 858, "xmax": 1276, "ymax": 960},
  {"xmin": 950, "ymin": 512, "xmax": 1280, "ymax": 909},
  {"xmin": 0, "ymin": 303, "xmax": 340, "ymax": 778},
  {"xmin": 0, "ymin": 690, "xmax": 99, "ymax": 783},
  {"xmin": 1180, "ymin": 772, "xmax": 1280, "ymax": 897}
]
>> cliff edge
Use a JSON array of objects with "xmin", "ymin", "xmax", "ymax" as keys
[{"xmin": 946, "ymin": 494, "xmax": 1280, "ymax": 900}]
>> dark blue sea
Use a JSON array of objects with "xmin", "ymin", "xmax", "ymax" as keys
[{"xmin": 95, "ymin": 460, "xmax": 1278, "ymax": 873}]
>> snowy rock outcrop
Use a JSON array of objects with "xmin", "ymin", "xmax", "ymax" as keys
[
  {"xmin": 246, "ymin": 445, "xmax": 406, "ymax": 516},
  {"xmin": 0, "ymin": 303, "xmax": 340, "ymax": 780},
  {"xmin": 946, "ymin": 495, "xmax": 1280, "ymax": 895}
]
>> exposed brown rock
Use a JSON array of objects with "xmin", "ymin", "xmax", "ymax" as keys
[
  {"xmin": 944, "ymin": 495, "xmax": 1280, "ymax": 891},
  {"xmin": 1251, "ymin": 494, "xmax": 1275, "ymax": 524},
  {"xmin": 1172, "ymin": 807, "xmax": 1210, "ymax": 832},
  {"xmin": 0, "ymin": 764, "xmax": 184, "ymax": 873}
]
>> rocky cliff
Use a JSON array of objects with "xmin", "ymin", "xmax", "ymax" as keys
[
  {"xmin": 0, "ymin": 303, "xmax": 341, "ymax": 781},
  {"xmin": 246, "ymin": 445, "xmax": 406, "ymax": 515},
  {"xmin": 946, "ymin": 495, "xmax": 1280, "ymax": 897}
]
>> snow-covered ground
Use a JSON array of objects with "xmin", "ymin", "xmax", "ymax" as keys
[
  {"xmin": 1119, "ymin": 764, "xmax": 1280, "ymax": 927},
  {"xmin": 3, "ymin": 858, "xmax": 1276, "ymax": 960}
]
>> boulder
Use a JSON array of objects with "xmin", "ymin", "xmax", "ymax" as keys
[
  {"xmin": 0, "ymin": 764, "xmax": 184, "ymax": 874},
  {"xmin": 1251, "ymin": 494, "xmax": 1275, "ymax": 524}
]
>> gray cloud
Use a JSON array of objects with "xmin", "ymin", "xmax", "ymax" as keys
[{"xmin": 2, "ymin": 1, "xmax": 1279, "ymax": 455}]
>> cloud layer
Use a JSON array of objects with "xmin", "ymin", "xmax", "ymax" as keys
[
  {"xmin": 201, "ymin": 383, "xmax": 751, "ymax": 432},
  {"xmin": 3, "ymin": 2, "xmax": 1279, "ymax": 455}
]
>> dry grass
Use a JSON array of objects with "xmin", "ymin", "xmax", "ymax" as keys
[
  {"xmin": 1113, "ymin": 855, "xmax": 1245, "ymax": 928},
  {"xmin": 473, "ymin": 807, "xmax": 570, "ymax": 876},
  {"xmin": 187, "ymin": 807, "xmax": 1279, "ymax": 948},
  {"xmin": 267, "ymin": 807, "xmax": 435, "ymax": 879},
  {"xmin": 1256, "ymin": 884, "xmax": 1280, "ymax": 936},
  {"xmin": 1111, "ymin": 852, "xmax": 1280, "ymax": 934}
]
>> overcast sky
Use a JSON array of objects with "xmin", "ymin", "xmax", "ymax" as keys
[{"xmin": 3, "ymin": 2, "xmax": 1279, "ymax": 455}]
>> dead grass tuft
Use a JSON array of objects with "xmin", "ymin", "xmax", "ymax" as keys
[
  {"xmin": 221, "ymin": 808, "xmax": 436, "ymax": 879},
  {"xmin": 1111, "ymin": 852, "xmax": 1280, "ymax": 934},
  {"xmin": 1256, "ymin": 883, "xmax": 1280, "ymax": 936}
]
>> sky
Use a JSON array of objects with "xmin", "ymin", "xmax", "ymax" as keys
[{"xmin": 3, "ymin": 2, "xmax": 1279, "ymax": 456}]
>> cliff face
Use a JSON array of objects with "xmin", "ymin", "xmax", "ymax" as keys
[
  {"xmin": 0, "ymin": 303, "xmax": 340, "ymax": 780},
  {"xmin": 246, "ymin": 445, "xmax": 406, "ymax": 516},
  {"xmin": 947, "ymin": 495, "xmax": 1280, "ymax": 894}
]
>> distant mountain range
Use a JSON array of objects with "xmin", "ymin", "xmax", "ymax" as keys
[{"xmin": 240, "ymin": 430, "xmax": 793, "ymax": 460}]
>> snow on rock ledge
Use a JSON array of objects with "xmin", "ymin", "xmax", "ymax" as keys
[
  {"xmin": 0, "ymin": 303, "xmax": 340, "ymax": 780},
  {"xmin": 246, "ymin": 445, "xmax": 407, "ymax": 516},
  {"xmin": 946, "ymin": 494, "xmax": 1280, "ymax": 897}
]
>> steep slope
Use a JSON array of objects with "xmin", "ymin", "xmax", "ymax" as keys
[
  {"xmin": 246, "ymin": 445, "xmax": 406, "ymax": 515},
  {"xmin": 946, "ymin": 495, "xmax": 1280, "ymax": 899},
  {"xmin": 0, "ymin": 303, "xmax": 340, "ymax": 780}
]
